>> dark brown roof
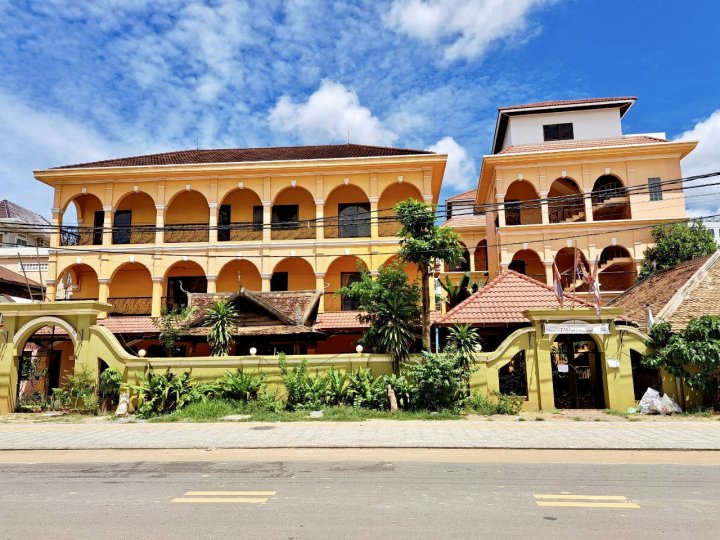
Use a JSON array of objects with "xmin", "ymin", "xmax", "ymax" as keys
[
  {"xmin": 608, "ymin": 255, "xmax": 717, "ymax": 332},
  {"xmin": 440, "ymin": 270, "xmax": 594, "ymax": 326},
  {"xmin": 498, "ymin": 135, "xmax": 668, "ymax": 155},
  {"xmin": 0, "ymin": 266, "xmax": 40, "ymax": 287},
  {"xmin": 0, "ymin": 200, "xmax": 50, "ymax": 225},
  {"xmin": 498, "ymin": 97, "xmax": 636, "ymax": 112},
  {"xmin": 53, "ymin": 144, "xmax": 435, "ymax": 169}
]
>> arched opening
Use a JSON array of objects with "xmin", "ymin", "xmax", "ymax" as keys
[
  {"xmin": 474, "ymin": 240, "xmax": 488, "ymax": 274},
  {"xmin": 551, "ymin": 334, "xmax": 605, "ymax": 408},
  {"xmin": 554, "ymin": 248, "xmax": 590, "ymax": 290},
  {"xmin": 164, "ymin": 260, "xmax": 207, "ymax": 310},
  {"xmin": 504, "ymin": 180, "xmax": 541, "ymax": 226},
  {"xmin": 382, "ymin": 255, "xmax": 420, "ymax": 284},
  {"xmin": 324, "ymin": 185, "xmax": 371, "ymax": 239},
  {"xmin": 325, "ymin": 255, "xmax": 369, "ymax": 311},
  {"xmin": 592, "ymin": 175, "xmax": 631, "ymax": 221},
  {"xmin": 56, "ymin": 263, "xmax": 99, "ymax": 300},
  {"xmin": 15, "ymin": 320, "xmax": 77, "ymax": 412},
  {"xmin": 499, "ymin": 350, "xmax": 528, "ymax": 399},
  {"xmin": 216, "ymin": 259, "xmax": 262, "ymax": 292},
  {"xmin": 598, "ymin": 245, "xmax": 636, "ymax": 292},
  {"xmin": 60, "ymin": 194, "xmax": 103, "ymax": 246},
  {"xmin": 218, "ymin": 188, "xmax": 263, "ymax": 242},
  {"xmin": 548, "ymin": 177, "xmax": 585, "ymax": 223},
  {"xmin": 445, "ymin": 242, "xmax": 470, "ymax": 272},
  {"xmin": 108, "ymin": 262, "xmax": 153, "ymax": 315},
  {"xmin": 272, "ymin": 257, "xmax": 315, "ymax": 291},
  {"xmin": 378, "ymin": 183, "xmax": 423, "ymax": 237},
  {"xmin": 631, "ymin": 349, "xmax": 661, "ymax": 401},
  {"xmin": 509, "ymin": 249, "xmax": 545, "ymax": 283},
  {"xmin": 164, "ymin": 190, "xmax": 210, "ymax": 243},
  {"xmin": 271, "ymin": 187, "xmax": 316, "ymax": 240},
  {"xmin": 113, "ymin": 192, "xmax": 156, "ymax": 244}
]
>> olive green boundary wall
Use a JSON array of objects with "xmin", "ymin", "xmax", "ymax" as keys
[{"xmin": 1, "ymin": 301, "xmax": 699, "ymax": 413}]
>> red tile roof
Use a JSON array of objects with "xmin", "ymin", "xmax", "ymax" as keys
[
  {"xmin": 446, "ymin": 189, "xmax": 477, "ymax": 202},
  {"xmin": 97, "ymin": 316, "xmax": 159, "ymax": 333},
  {"xmin": 498, "ymin": 135, "xmax": 668, "ymax": 155},
  {"xmin": 0, "ymin": 266, "xmax": 40, "ymax": 287},
  {"xmin": 314, "ymin": 311, "xmax": 368, "ymax": 332},
  {"xmin": 54, "ymin": 144, "xmax": 435, "ymax": 169},
  {"xmin": 440, "ymin": 270, "xmax": 593, "ymax": 325},
  {"xmin": 0, "ymin": 200, "xmax": 50, "ymax": 225},
  {"xmin": 443, "ymin": 214, "xmax": 486, "ymax": 229},
  {"xmin": 498, "ymin": 96, "xmax": 636, "ymax": 112}
]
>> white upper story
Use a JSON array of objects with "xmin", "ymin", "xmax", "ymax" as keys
[{"xmin": 493, "ymin": 97, "xmax": 641, "ymax": 154}]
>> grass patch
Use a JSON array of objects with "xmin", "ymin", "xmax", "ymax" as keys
[
  {"xmin": 602, "ymin": 409, "xmax": 626, "ymax": 417},
  {"xmin": 150, "ymin": 401, "xmax": 463, "ymax": 423},
  {"xmin": 534, "ymin": 416, "xmax": 545, "ymax": 421},
  {"xmin": 572, "ymin": 416, "xmax": 582, "ymax": 422}
]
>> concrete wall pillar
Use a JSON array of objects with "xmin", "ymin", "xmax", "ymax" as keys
[
  {"xmin": 261, "ymin": 273, "xmax": 271, "ymax": 292},
  {"xmin": 151, "ymin": 277, "xmax": 163, "ymax": 317},
  {"xmin": 102, "ymin": 207, "xmax": 113, "ymax": 246},
  {"xmin": 584, "ymin": 189, "xmax": 594, "ymax": 222},
  {"xmin": 534, "ymin": 330, "xmax": 555, "ymax": 410},
  {"xmin": 315, "ymin": 201, "xmax": 324, "ymax": 241},
  {"xmin": 316, "ymin": 273, "xmax": 326, "ymax": 312},
  {"xmin": 206, "ymin": 275, "xmax": 217, "ymax": 294},
  {"xmin": 369, "ymin": 198, "xmax": 379, "ymax": 238},
  {"xmin": 262, "ymin": 202, "xmax": 272, "ymax": 244},
  {"xmin": 208, "ymin": 203, "xmax": 218, "ymax": 243},
  {"xmin": 497, "ymin": 195, "xmax": 506, "ymax": 227},
  {"xmin": 155, "ymin": 205, "xmax": 164, "ymax": 244}
]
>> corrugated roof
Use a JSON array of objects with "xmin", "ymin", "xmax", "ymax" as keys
[
  {"xmin": 53, "ymin": 144, "xmax": 435, "ymax": 169},
  {"xmin": 608, "ymin": 254, "xmax": 717, "ymax": 332},
  {"xmin": 498, "ymin": 135, "xmax": 668, "ymax": 155},
  {"xmin": 0, "ymin": 200, "xmax": 50, "ymax": 225},
  {"xmin": 498, "ymin": 96, "xmax": 636, "ymax": 112},
  {"xmin": 440, "ymin": 270, "xmax": 593, "ymax": 325},
  {"xmin": 446, "ymin": 189, "xmax": 477, "ymax": 202}
]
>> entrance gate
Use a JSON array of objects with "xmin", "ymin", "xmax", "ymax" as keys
[{"xmin": 551, "ymin": 334, "xmax": 606, "ymax": 409}]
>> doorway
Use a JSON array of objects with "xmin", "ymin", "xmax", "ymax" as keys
[{"xmin": 551, "ymin": 334, "xmax": 605, "ymax": 408}]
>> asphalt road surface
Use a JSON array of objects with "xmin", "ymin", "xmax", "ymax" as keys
[{"xmin": 0, "ymin": 451, "xmax": 717, "ymax": 539}]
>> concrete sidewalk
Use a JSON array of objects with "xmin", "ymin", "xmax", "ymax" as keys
[{"xmin": 0, "ymin": 420, "xmax": 718, "ymax": 450}]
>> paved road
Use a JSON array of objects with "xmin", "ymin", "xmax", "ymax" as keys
[
  {"xmin": 0, "ymin": 452, "xmax": 717, "ymax": 539},
  {"xmin": 0, "ymin": 419, "xmax": 719, "ymax": 450}
]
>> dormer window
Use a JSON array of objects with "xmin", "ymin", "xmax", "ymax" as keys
[{"xmin": 543, "ymin": 123, "xmax": 574, "ymax": 141}]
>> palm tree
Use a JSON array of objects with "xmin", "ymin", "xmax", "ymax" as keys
[
  {"xmin": 446, "ymin": 323, "xmax": 481, "ymax": 395},
  {"xmin": 205, "ymin": 299, "xmax": 239, "ymax": 356},
  {"xmin": 375, "ymin": 295, "xmax": 418, "ymax": 375}
]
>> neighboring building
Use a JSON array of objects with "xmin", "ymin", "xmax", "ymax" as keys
[
  {"xmin": 702, "ymin": 216, "xmax": 720, "ymax": 245},
  {"xmin": 0, "ymin": 267, "xmax": 42, "ymax": 300},
  {"xmin": 33, "ymin": 144, "xmax": 446, "ymax": 354},
  {"xmin": 471, "ymin": 97, "xmax": 697, "ymax": 300},
  {"xmin": 0, "ymin": 200, "xmax": 50, "ymax": 298}
]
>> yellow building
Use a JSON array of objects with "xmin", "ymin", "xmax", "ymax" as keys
[
  {"xmin": 468, "ymin": 97, "xmax": 697, "ymax": 300},
  {"xmin": 34, "ymin": 144, "xmax": 446, "ymax": 330}
]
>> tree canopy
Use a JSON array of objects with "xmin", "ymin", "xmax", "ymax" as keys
[
  {"xmin": 395, "ymin": 198, "xmax": 464, "ymax": 349},
  {"xmin": 638, "ymin": 222, "xmax": 716, "ymax": 281}
]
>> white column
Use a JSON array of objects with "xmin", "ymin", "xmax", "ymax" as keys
[
  {"xmin": 262, "ymin": 202, "xmax": 272, "ymax": 244},
  {"xmin": 584, "ymin": 189, "xmax": 594, "ymax": 222}
]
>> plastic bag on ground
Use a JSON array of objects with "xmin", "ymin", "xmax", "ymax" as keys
[
  {"xmin": 638, "ymin": 388, "xmax": 660, "ymax": 414},
  {"xmin": 659, "ymin": 393, "xmax": 682, "ymax": 414}
]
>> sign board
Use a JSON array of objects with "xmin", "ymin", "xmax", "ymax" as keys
[
  {"xmin": 607, "ymin": 358, "xmax": 621, "ymax": 368},
  {"xmin": 557, "ymin": 364, "xmax": 569, "ymax": 373},
  {"xmin": 544, "ymin": 322, "xmax": 610, "ymax": 335}
]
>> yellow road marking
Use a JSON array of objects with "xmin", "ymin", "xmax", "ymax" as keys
[
  {"xmin": 184, "ymin": 491, "xmax": 276, "ymax": 496},
  {"xmin": 536, "ymin": 501, "xmax": 640, "ymax": 509},
  {"xmin": 172, "ymin": 497, "xmax": 268, "ymax": 504},
  {"xmin": 533, "ymin": 494, "xmax": 629, "ymax": 501}
]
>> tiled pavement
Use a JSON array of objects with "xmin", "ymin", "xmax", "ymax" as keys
[{"xmin": 0, "ymin": 420, "xmax": 718, "ymax": 450}]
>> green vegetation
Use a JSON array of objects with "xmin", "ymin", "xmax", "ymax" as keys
[
  {"xmin": 638, "ymin": 221, "xmax": 716, "ymax": 281},
  {"xmin": 50, "ymin": 366, "xmax": 97, "ymax": 413},
  {"xmin": 465, "ymin": 392, "xmax": 523, "ymax": 415},
  {"xmin": 644, "ymin": 316, "xmax": 720, "ymax": 407},
  {"xmin": 153, "ymin": 306, "xmax": 195, "ymax": 357},
  {"xmin": 338, "ymin": 262, "xmax": 421, "ymax": 373},
  {"xmin": 439, "ymin": 272, "xmax": 482, "ymax": 309},
  {"xmin": 395, "ymin": 198, "xmax": 464, "ymax": 348},
  {"xmin": 205, "ymin": 299, "xmax": 239, "ymax": 356},
  {"xmin": 209, "ymin": 369, "xmax": 265, "ymax": 401},
  {"xmin": 128, "ymin": 368, "xmax": 204, "ymax": 418}
]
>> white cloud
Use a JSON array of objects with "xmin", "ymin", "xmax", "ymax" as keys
[
  {"xmin": 677, "ymin": 109, "xmax": 720, "ymax": 216},
  {"xmin": 429, "ymin": 136, "xmax": 476, "ymax": 192},
  {"xmin": 385, "ymin": 0, "xmax": 556, "ymax": 62},
  {"xmin": 268, "ymin": 80, "xmax": 398, "ymax": 145}
]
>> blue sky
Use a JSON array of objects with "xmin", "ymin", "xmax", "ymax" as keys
[{"xmin": 1, "ymin": 0, "xmax": 719, "ymax": 217}]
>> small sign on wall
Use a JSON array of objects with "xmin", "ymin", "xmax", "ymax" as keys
[
  {"xmin": 607, "ymin": 358, "xmax": 621, "ymax": 368},
  {"xmin": 557, "ymin": 364, "xmax": 569, "ymax": 373},
  {"xmin": 544, "ymin": 322, "xmax": 610, "ymax": 335}
]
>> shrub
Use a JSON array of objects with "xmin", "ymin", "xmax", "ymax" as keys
[
  {"xmin": 383, "ymin": 373, "xmax": 414, "ymax": 410},
  {"xmin": 324, "ymin": 367, "xmax": 349, "ymax": 406},
  {"xmin": 402, "ymin": 352, "xmax": 465, "ymax": 411},
  {"xmin": 130, "ymin": 369, "xmax": 201, "ymax": 418},
  {"xmin": 466, "ymin": 392, "xmax": 524, "ymax": 415},
  {"xmin": 52, "ymin": 366, "xmax": 96, "ymax": 413},
  {"xmin": 99, "ymin": 368, "xmax": 123, "ymax": 403},
  {"xmin": 211, "ymin": 370, "xmax": 265, "ymax": 401},
  {"xmin": 346, "ymin": 368, "xmax": 387, "ymax": 409}
]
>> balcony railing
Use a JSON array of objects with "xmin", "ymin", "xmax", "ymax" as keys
[
  {"xmin": 218, "ymin": 222, "xmax": 263, "ymax": 242},
  {"xmin": 108, "ymin": 297, "xmax": 152, "ymax": 316},
  {"xmin": 60, "ymin": 226, "xmax": 101, "ymax": 246},
  {"xmin": 378, "ymin": 216, "xmax": 401, "ymax": 237},
  {"xmin": 112, "ymin": 225, "xmax": 156, "ymax": 244},
  {"xmin": 270, "ymin": 221, "xmax": 317, "ymax": 240},
  {"xmin": 164, "ymin": 224, "xmax": 210, "ymax": 243},
  {"xmin": 323, "ymin": 216, "xmax": 371, "ymax": 239}
]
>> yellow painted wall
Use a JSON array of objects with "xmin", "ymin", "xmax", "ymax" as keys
[
  {"xmin": 110, "ymin": 263, "xmax": 153, "ymax": 297},
  {"xmin": 273, "ymin": 257, "xmax": 316, "ymax": 290},
  {"xmin": 115, "ymin": 192, "xmax": 156, "ymax": 225},
  {"xmin": 64, "ymin": 194, "xmax": 102, "ymax": 224},
  {"xmin": 166, "ymin": 190, "xmax": 209, "ymax": 224},
  {"xmin": 324, "ymin": 255, "xmax": 368, "ymax": 312},
  {"xmin": 220, "ymin": 188, "xmax": 262, "ymax": 222},
  {"xmin": 273, "ymin": 187, "xmax": 315, "ymax": 221},
  {"xmin": 217, "ymin": 259, "xmax": 262, "ymax": 292}
]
